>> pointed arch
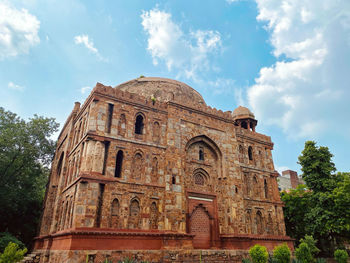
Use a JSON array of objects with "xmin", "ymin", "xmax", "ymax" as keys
[
  {"xmin": 149, "ymin": 202, "xmax": 158, "ymax": 229},
  {"xmin": 185, "ymin": 135, "xmax": 222, "ymax": 159},
  {"xmin": 135, "ymin": 113, "xmax": 145, "ymax": 135},
  {"xmin": 256, "ymin": 210, "xmax": 264, "ymax": 235}
]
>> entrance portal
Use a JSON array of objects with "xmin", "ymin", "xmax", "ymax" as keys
[{"xmin": 190, "ymin": 205, "xmax": 211, "ymax": 249}]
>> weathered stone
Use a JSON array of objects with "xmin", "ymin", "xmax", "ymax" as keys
[{"xmin": 35, "ymin": 77, "xmax": 293, "ymax": 262}]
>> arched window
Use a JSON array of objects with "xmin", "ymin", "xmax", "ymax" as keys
[
  {"xmin": 115, "ymin": 150, "xmax": 123, "ymax": 178},
  {"xmin": 244, "ymin": 173, "xmax": 250, "ymax": 196},
  {"xmin": 118, "ymin": 114, "xmax": 126, "ymax": 136},
  {"xmin": 111, "ymin": 199, "xmax": 119, "ymax": 216},
  {"xmin": 264, "ymin": 179, "xmax": 268, "ymax": 198},
  {"xmin": 149, "ymin": 202, "xmax": 158, "ymax": 229},
  {"xmin": 152, "ymin": 121, "xmax": 160, "ymax": 143},
  {"xmin": 267, "ymin": 213, "xmax": 273, "ymax": 235},
  {"xmin": 131, "ymin": 153, "xmax": 143, "ymax": 179},
  {"xmin": 110, "ymin": 198, "xmax": 120, "ymax": 228},
  {"xmin": 194, "ymin": 173, "xmax": 205, "ymax": 185},
  {"xmin": 128, "ymin": 199, "xmax": 140, "ymax": 229},
  {"xmin": 248, "ymin": 146, "xmax": 253, "ymax": 161},
  {"xmin": 253, "ymin": 176, "xmax": 259, "ymax": 198},
  {"xmin": 172, "ymin": 175, "xmax": 176, "ymax": 184},
  {"xmin": 130, "ymin": 199, "xmax": 140, "ymax": 217},
  {"xmin": 135, "ymin": 114, "xmax": 144, "ymax": 135},
  {"xmin": 56, "ymin": 152, "xmax": 64, "ymax": 184},
  {"xmin": 199, "ymin": 147, "xmax": 204, "ymax": 161},
  {"xmin": 241, "ymin": 121, "xmax": 248, "ymax": 129},
  {"xmin": 256, "ymin": 211, "xmax": 264, "ymax": 235},
  {"xmin": 151, "ymin": 157, "xmax": 158, "ymax": 183},
  {"xmin": 239, "ymin": 145, "xmax": 244, "ymax": 163},
  {"xmin": 246, "ymin": 210, "xmax": 252, "ymax": 234}
]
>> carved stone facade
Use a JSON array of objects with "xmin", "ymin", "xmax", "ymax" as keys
[{"xmin": 35, "ymin": 77, "xmax": 293, "ymax": 262}]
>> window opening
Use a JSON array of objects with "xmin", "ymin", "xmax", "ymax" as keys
[
  {"xmin": 115, "ymin": 150, "xmax": 123, "ymax": 178},
  {"xmin": 199, "ymin": 147, "xmax": 204, "ymax": 161},
  {"xmin": 135, "ymin": 114, "xmax": 144, "ymax": 135},
  {"xmin": 107, "ymin": 103, "xmax": 114, "ymax": 133},
  {"xmin": 248, "ymin": 146, "xmax": 253, "ymax": 161}
]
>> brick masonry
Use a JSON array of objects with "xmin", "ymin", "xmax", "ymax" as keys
[{"xmin": 35, "ymin": 77, "xmax": 293, "ymax": 262}]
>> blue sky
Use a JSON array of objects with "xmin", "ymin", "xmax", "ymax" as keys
[{"xmin": 1, "ymin": 0, "xmax": 349, "ymax": 174}]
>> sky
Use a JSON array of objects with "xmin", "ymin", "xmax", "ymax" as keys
[{"xmin": 0, "ymin": 0, "xmax": 349, "ymax": 175}]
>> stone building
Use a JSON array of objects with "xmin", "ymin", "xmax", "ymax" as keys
[
  {"xmin": 35, "ymin": 77, "xmax": 293, "ymax": 262},
  {"xmin": 278, "ymin": 170, "xmax": 304, "ymax": 192}
]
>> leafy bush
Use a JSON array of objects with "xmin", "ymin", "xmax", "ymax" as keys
[
  {"xmin": 0, "ymin": 233, "xmax": 24, "ymax": 253},
  {"xmin": 242, "ymin": 258, "xmax": 252, "ymax": 263},
  {"xmin": 315, "ymin": 258, "xmax": 326, "ymax": 263},
  {"xmin": 299, "ymin": 235, "xmax": 319, "ymax": 257},
  {"xmin": 0, "ymin": 242, "xmax": 27, "ymax": 263},
  {"xmin": 249, "ymin": 245, "xmax": 269, "ymax": 263},
  {"xmin": 334, "ymin": 249, "xmax": 348, "ymax": 263},
  {"xmin": 273, "ymin": 243, "xmax": 291, "ymax": 263},
  {"xmin": 295, "ymin": 242, "xmax": 313, "ymax": 263}
]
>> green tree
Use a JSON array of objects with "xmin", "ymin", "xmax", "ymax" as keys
[
  {"xmin": 0, "ymin": 107, "xmax": 59, "ymax": 248},
  {"xmin": 249, "ymin": 245, "xmax": 268, "ymax": 263},
  {"xmin": 0, "ymin": 242, "xmax": 27, "ymax": 263},
  {"xmin": 272, "ymin": 243, "xmax": 291, "ymax": 263},
  {"xmin": 282, "ymin": 141, "xmax": 350, "ymax": 256}
]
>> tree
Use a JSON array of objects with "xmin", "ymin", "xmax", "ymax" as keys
[
  {"xmin": 0, "ymin": 107, "xmax": 59, "ymax": 248},
  {"xmin": 282, "ymin": 141, "xmax": 350, "ymax": 257}
]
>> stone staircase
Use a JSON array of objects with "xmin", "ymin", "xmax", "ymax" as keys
[{"xmin": 19, "ymin": 251, "xmax": 41, "ymax": 263}]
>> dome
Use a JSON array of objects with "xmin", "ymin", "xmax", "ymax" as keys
[
  {"xmin": 114, "ymin": 77, "xmax": 205, "ymax": 105},
  {"xmin": 232, "ymin": 106, "xmax": 255, "ymax": 120}
]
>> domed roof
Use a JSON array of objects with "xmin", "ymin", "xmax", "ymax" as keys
[
  {"xmin": 114, "ymin": 77, "xmax": 205, "ymax": 105},
  {"xmin": 232, "ymin": 106, "xmax": 255, "ymax": 120}
]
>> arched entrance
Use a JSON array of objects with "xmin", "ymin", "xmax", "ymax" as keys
[{"xmin": 190, "ymin": 204, "xmax": 211, "ymax": 249}]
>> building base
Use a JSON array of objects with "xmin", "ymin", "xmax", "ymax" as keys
[{"xmin": 33, "ymin": 229, "xmax": 294, "ymax": 262}]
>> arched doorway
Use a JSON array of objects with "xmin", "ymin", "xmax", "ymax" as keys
[{"xmin": 190, "ymin": 205, "xmax": 211, "ymax": 249}]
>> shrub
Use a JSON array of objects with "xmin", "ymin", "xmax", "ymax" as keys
[
  {"xmin": 0, "ymin": 233, "xmax": 25, "ymax": 253},
  {"xmin": 273, "ymin": 243, "xmax": 291, "ymax": 263},
  {"xmin": 334, "ymin": 249, "xmax": 348, "ymax": 263},
  {"xmin": 249, "ymin": 245, "xmax": 269, "ymax": 263},
  {"xmin": 299, "ymin": 235, "xmax": 319, "ymax": 257},
  {"xmin": 315, "ymin": 258, "xmax": 326, "ymax": 263},
  {"xmin": 0, "ymin": 242, "xmax": 27, "ymax": 263},
  {"xmin": 295, "ymin": 242, "xmax": 313, "ymax": 263},
  {"xmin": 242, "ymin": 258, "xmax": 252, "ymax": 263}
]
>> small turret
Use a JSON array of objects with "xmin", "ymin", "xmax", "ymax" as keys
[{"xmin": 232, "ymin": 106, "xmax": 257, "ymax": 132}]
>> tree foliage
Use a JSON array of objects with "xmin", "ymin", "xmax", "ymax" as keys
[
  {"xmin": 0, "ymin": 242, "xmax": 27, "ymax": 263},
  {"xmin": 0, "ymin": 107, "xmax": 59, "ymax": 248},
  {"xmin": 295, "ymin": 242, "xmax": 313, "ymax": 263},
  {"xmin": 0, "ymin": 233, "xmax": 25, "ymax": 254},
  {"xmin": 281, "ymin": 141, "xmax": 350, "ymax": 256}
]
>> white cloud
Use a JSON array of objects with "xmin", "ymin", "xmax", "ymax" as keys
[
  {"xmin": 74, "ymin": 34, "xmax": 107, "ymax": 61},
  {"xmin": 0, "ymin": 2, "xmax": 40, "ymax": 60},
  {"xmin": 80, "ymin": 86, "xmax": 92, "ymax": 94},
  {"xmin": 226, "ymin": 0, "xmax": 240, "ymax": 3},
  {"xmin": 8, "ymin": 81, "xmax": 25, "ymax": 91},
  {"xmin": 248, "ymin": 0, "xmax": 350, "ymax": 139},
  {"xmin": 141, "ymin": 9, "xmax": 221, "ymax": 80}
]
